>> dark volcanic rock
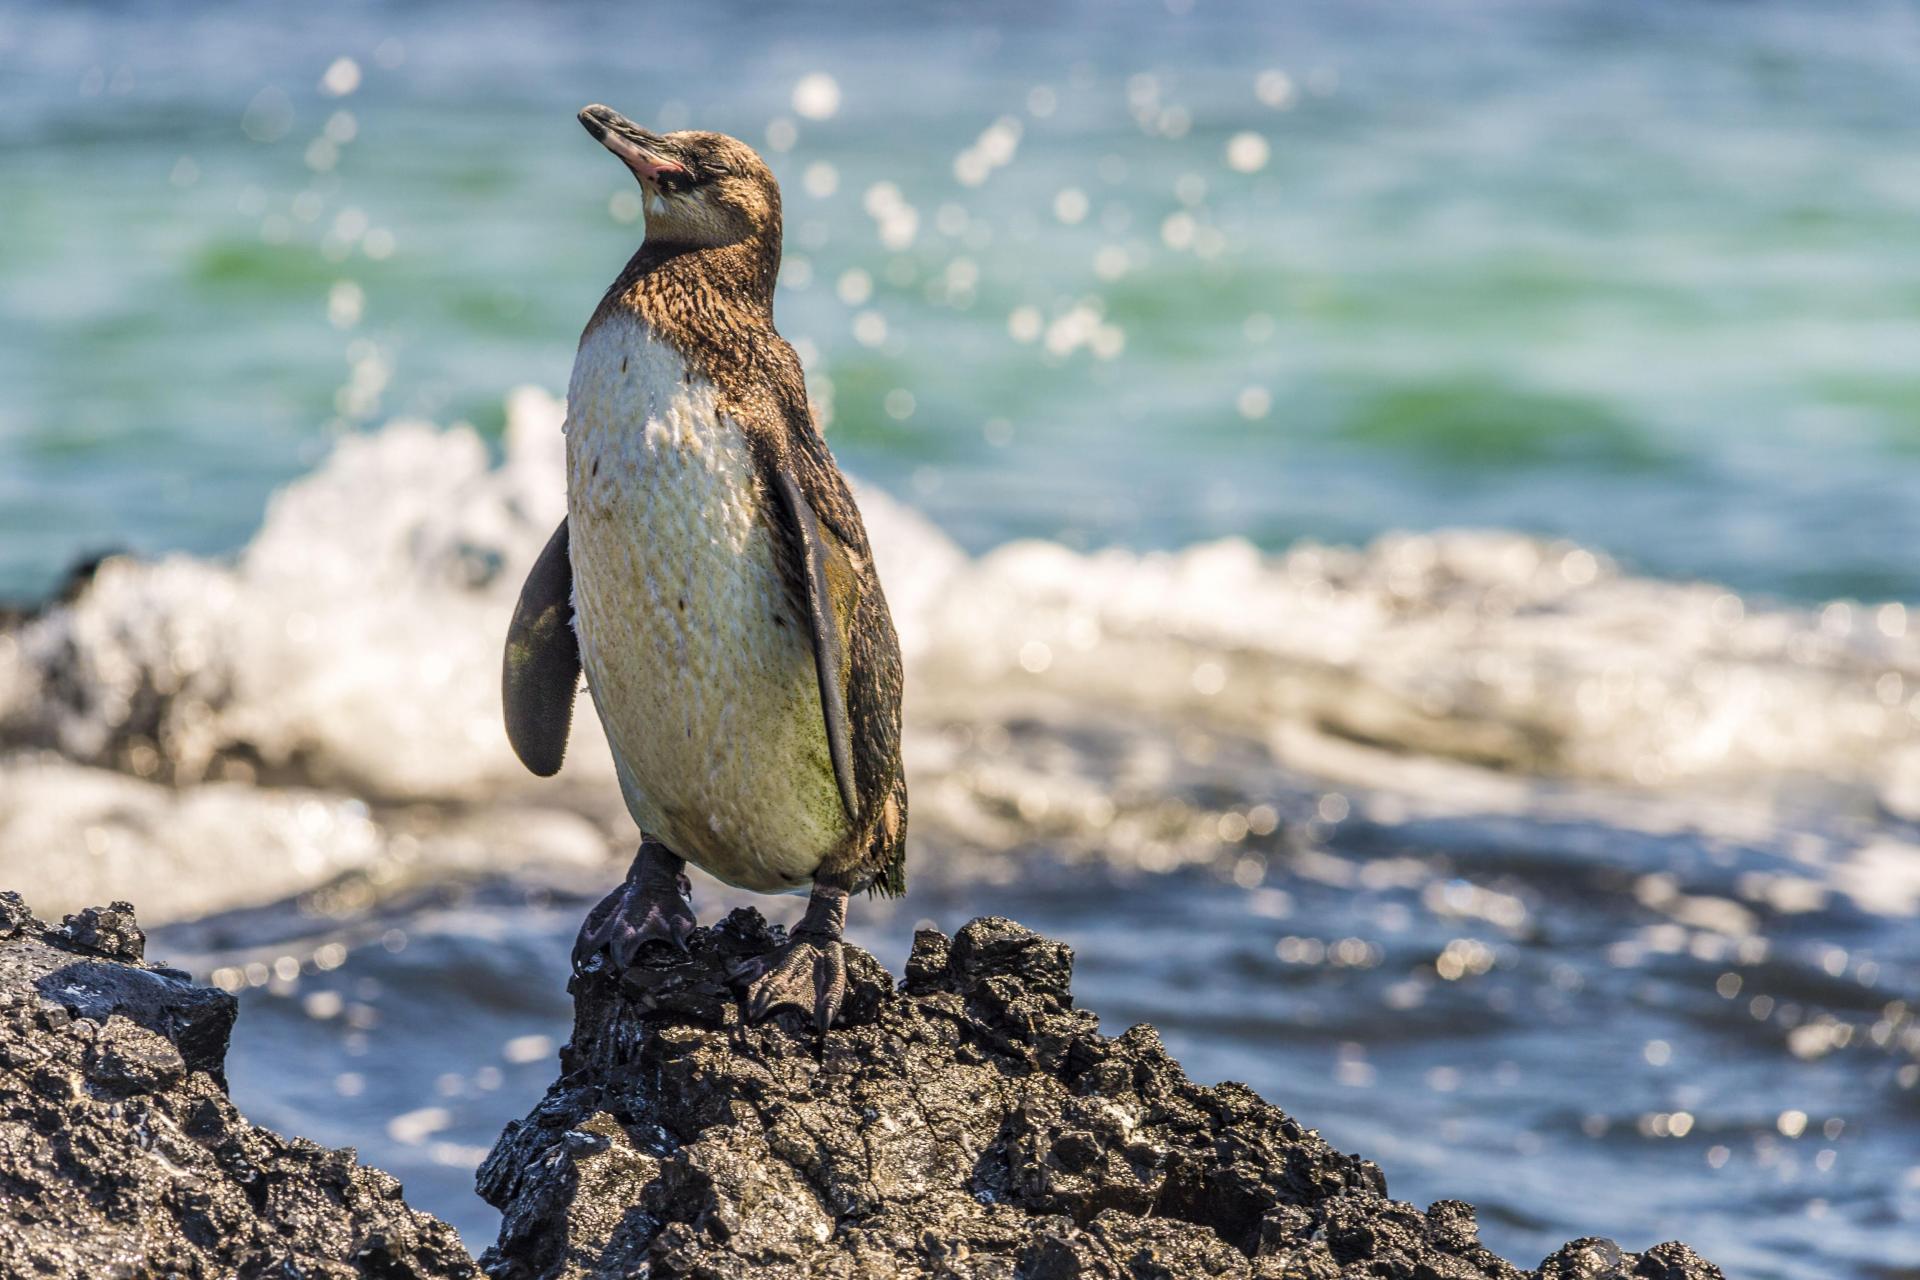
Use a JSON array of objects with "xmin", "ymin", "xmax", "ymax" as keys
[
  {"xmin": 0, "ymin": 886, "xmax": 1725, "ymax": 1280},
  {"xmin": 477, "ymin": 909, "xmax": 1725, "ymax": 1280},
  {"xmin": 0, "ymin": 892, "xmax": 477, "ymax": 1280}
]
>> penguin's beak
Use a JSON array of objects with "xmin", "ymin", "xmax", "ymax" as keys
[{"xmin": 578, "ymin": 104, "xmax": 688, "ymax": 185}]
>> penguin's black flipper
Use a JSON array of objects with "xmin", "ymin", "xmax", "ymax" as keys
[
  {"xmin": 769, "ymin": 466, "xmax": 862, "ymax": 826},
  {"xmin": 503, "ymin": 518, "xmax": 581, "ymax": 777}
]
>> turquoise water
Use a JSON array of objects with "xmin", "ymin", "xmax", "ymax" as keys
[{"xmin": 5, "ymin": 0, "xmax": 1920, "ymax": 604}]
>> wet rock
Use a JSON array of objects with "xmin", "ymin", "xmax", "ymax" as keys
[
  {"xmin": 58, "ymin": 898, "xmax": 147, "ymax": 960},
  {"xmin": 477, "ymin": 909, "xmax": 1726, "ymax": 1280},
  {"xmin": 85, "ymin": 1012, "xmax": 188, "ymax": 1095},
  {"xmin": 1631, "ymin": 1243, "xmax": 1728, "ymax": 1280},
  {"xmin": 0, "ymin": 894, "xmax": 477, "ymax": 1280},
  {"xmin": 0, "ymin": 889, "xmax": 34, "ymax": 938},
  {"xmin": 0, "ymin": 894, "xmax": 231, "ymax": 1081}
]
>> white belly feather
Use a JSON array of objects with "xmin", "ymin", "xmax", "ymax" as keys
[{"xmin": 565, "ymin": 311, "xmax": 846, "ymax": 892}]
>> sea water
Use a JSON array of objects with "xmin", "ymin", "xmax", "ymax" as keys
[{"xmin": 2, "ymin": 2, "xmax": 1919, "ymax": 1276}]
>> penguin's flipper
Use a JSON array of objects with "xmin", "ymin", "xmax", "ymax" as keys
[
  {"xmin": 769, "ymin": 466, "xmax": 862, "ymax": 826},
  {"xmin": 502, "ymin": 518, "xmax": 581, "ymax": 777}
]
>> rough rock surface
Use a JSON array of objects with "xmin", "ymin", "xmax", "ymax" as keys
[
  {"xmin": 478, "ymin": 909, "xmax": 1724, "ymax": 1280},
  {"xmin": 0, "ymin": 892, "xmax": 476, "ymax": 1280}
]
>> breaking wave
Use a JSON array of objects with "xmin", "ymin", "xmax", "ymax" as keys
[{"xmin": 2, "ymin": 389, "xmax": 1918, "ymax": 921}]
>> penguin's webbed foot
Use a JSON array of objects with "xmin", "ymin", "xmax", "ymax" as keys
[
  {"xmin": 732, "ymin": 879, "xmax": 852, "ymax": 1031},
  {"xmin": 572, "ymin": 841, "xmax": 697, "ymax": 975},
  {"xmin": 737, "ymin": 934, "xmax": 848, "ymax": 1031}
]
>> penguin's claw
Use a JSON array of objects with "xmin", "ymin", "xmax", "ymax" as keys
[
  {"xmin": 572, "ymin": 875, "xmax": 697, "ymax": 975},
  {"xmin": 738, "ymin": 935, "xmax": 847, "ymax": 1032}
]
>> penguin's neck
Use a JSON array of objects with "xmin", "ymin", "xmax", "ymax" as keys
[
  {"xmin": 641, "ymin": 232, "xmax": 778, "ymax": 304},
  {"xmin": 596, "ymin": 233, "xmax": 775, "ymax": 373}
]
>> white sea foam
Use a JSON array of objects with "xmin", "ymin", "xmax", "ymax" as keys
[
  {"xmin": 0, "ymin": 753, "xmax": 606, "ymax": 921},
  {"xmin": 905, "ymin": 528, "xmax": 1920, "ymax": 796},
  {"xmin": 0, "ymin": 389, "xmax": 582, "ymax": 800},
  {"xmin": 2, "ymin": 390, "xmax": 1917, "ymax": 921}
]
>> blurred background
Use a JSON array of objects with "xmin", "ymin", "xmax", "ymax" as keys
[{"xmin": 3, "ymin": 2, "xmax": 1919, "ymax": 1276}]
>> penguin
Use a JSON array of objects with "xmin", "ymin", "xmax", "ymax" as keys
[{"xmin": 502, "ymin": 105, "xmax": 906, "ymax": 1029}]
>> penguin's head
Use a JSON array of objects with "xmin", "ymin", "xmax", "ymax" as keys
[{"xmin": 579, "ymin": 105, "xmax": 780, "ymax": 250}]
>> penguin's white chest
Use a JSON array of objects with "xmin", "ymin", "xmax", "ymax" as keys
[{"xmin": 563, "ymin": 311, "xmax": 846, "ymax": 892}]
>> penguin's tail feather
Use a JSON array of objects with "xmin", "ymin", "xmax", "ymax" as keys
[{"xmin": 860, "ymin": 774, "xmax": 908, "ymax": 899}]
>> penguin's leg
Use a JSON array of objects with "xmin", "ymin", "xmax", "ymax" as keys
[
  {"xmin": 572, "ymin": 837, "xmax": 698, "ymax": 974},
  {"xmin": 735, "ymin": 874, "xmax": 851, "ymax": 1032}
]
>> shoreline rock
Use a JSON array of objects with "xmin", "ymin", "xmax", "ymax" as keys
[
  {"xmin": 0, "ymin": 890, "xmax": 1726, "ymax": 1279},
  {"xmin": 0, "ymin": 892, "xmax": 476, "ymax": 1280},
  {"xmin": 477, "ymin": 908, "xmax": 1725, "ymax": 1280}
]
